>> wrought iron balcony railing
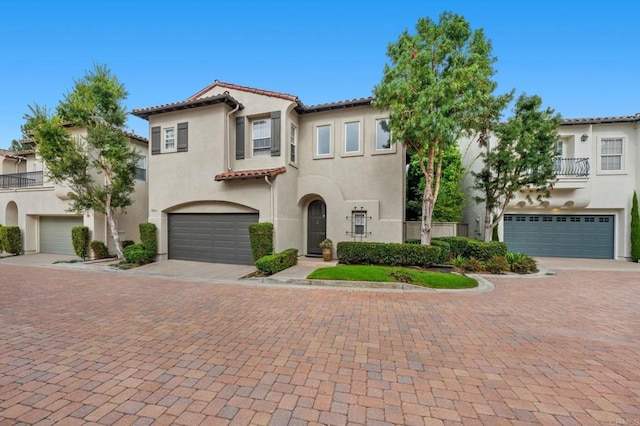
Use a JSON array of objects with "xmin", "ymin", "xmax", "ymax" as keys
[
  {"xmin": 553, "ymin": 157, "xmax": 590, "ymax": 178},
  {"xmin": 0, "ymin": 171, "xmax": 44, "ymax": 189}
]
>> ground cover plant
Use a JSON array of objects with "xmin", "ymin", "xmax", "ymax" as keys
[{"xmin": 307, "ymin": 265, "xmax": 477, "ymax": 289}]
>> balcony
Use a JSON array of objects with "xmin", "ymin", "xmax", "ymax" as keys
[
  {"xmin": 0, "ymin": 171, "xmax": 44, "ymax": 189},
  {"xmin": 553, "ymin": 157, "xmax": 590, "ymax": 178}
]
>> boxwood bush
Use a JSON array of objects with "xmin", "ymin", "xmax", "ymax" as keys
[
  {"xmin": 433, "ymin": 236, "xmax": 470, "ymax": 259},
  {"xmin": 90, "ymin": 240, "xmax": 109, "ymax": 259},
  {"xmin": 256, "ymin": 248, "xmax": 298, "ymax": 275},
  {"xmin": 71, "ymin": 226, "xmax": 90, "ymax": 259},
  {"xmin": 1, "ymin": 226, "xmax": 22, "ymax": 255},
  {"xmin": 464, "ymin": 240, "xmax": 507, "ymax": 261},
  {"xmin": 139, "ymin": 223, "xmax": 157, "ymax": 263},
  {"xmin": 430, "ymin": 240, "xmax": 452, "ymax": 264},
  {"xmin": 249, "ymin": 222, "xmax": 274, "ymax": 261},
  {"xmin": 124, "ymin": 243, "xmax": 147, "ymax": 265},
  {"xmin": 337, "ymin": 242, "xmax": 440, "ymax": 267}
]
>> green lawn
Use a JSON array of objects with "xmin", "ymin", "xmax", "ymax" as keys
[{"xmin": 307, "ymin": 265, "xmax": 477, "ymax": 289}]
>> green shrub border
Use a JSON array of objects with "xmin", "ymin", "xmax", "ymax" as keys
[
  {"xmin": 0, "ymin": 226, "xmax": 22, "ymax": 255},
  {"xmin": 90, "ymin": 240, "xmax": 109, "ymax": 259},
  {"xmin": 256, "ymin": 248, "xmax": 298, "ymax": 275},
  {"xmin": 337, "ymin": 241, "xmax": 440, "ymax": 267},
  {"xmin": 71, "ymin": 226, "xmax": 90, "ymax": 259},
  {"xmin": 249, "ymin": 222, "xmax": 274, "ymax": 261},
  {"xmin": 139, "ymin": 223, "xmax": 157, "ymax": 263},
  {"xmin": 124, "ymin": 243, "xmax": 147, "ymax": 265}
]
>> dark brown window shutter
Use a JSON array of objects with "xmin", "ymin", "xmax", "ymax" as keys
[
  {"xmin": 177, "ymin": 122, "xmax": 188, "ymax": 152},
  {"xmin": 270, "ymin": 111, "xmax": 281, "ymax": 157},
  {"xmin": 236, "ymin": 116, "xmax": 245, "ymax": 160},
  {"xmin": 151, "ymin": 126, "xmax": 161, "ymax": 155}
]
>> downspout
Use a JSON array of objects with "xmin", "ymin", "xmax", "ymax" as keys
[{"xmin": 226, "ymin": 104, "xmax": 240, "ymax": 171}]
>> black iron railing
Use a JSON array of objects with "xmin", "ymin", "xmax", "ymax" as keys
[
  {"xmin": 0, "ymin": 171, "xmax": 44, "ymax": 188},
  {"xmin": 553, "ymin": 157, "xmax": 590, "ymax": 177}
]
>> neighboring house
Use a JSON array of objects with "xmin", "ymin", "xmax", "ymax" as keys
[
  {"xmin": 132, "ymin": 81, "xmax": 405, "ymax": 265},
  {"xmin": 461, "ymin": 113, "xmax": 640, "ymax": 260},
  {"xmin": 0, "ymin": 127, "xmax": 149, "ymax": 256}
]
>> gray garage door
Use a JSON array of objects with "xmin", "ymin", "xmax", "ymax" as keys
[
  {"xmin": 504, "ymin": 214, "xmax": 614, "ymax": 259},
  {"xmin": 168, "ymin": 213, "xmax": 258, "ymax": 265},
  {"xmin": 40, "ymin": 216, "xmax": 83, "ymax": 255}
]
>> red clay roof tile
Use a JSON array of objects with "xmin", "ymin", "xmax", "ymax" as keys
[{"xmin": 214, "ymin": 166, "xmax": 286, "ymax": 182}]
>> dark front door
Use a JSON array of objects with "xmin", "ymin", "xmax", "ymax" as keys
[{"xmin": 307, "ymin": 200, "xmax": 326, "ymax": 255}]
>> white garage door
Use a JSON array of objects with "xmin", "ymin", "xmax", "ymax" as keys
[{"xmin": 40, "ymin": 216, "xmax": 83, "ymax": 255}]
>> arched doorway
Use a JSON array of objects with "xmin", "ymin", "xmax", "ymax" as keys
[
  {"xmin": 5, "ymin": 201, "xmax": 18, "ymax": 226},
  {"xmin": 307, "ymin": 200, "xmax": 326, "ymax": 256}
]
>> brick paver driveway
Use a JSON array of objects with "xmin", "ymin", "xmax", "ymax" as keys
[{"xmin": 1, "ymin": 265, "xmax": 639, "ymax": 425}]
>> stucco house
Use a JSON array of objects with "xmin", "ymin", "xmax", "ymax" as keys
[
  {"xmin": 0, "ymin": 127, "xmax": 149, "ymax": 256},
  {"xmin": 132, "ymin": 81, "xmax": 405, "ymax": 265},
  {"xmin": 461, "ymin": 113, "xmax": 640, "ymax": 260}
]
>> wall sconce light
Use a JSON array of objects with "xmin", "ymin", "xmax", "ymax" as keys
[{"xmin": 580, "ymin": 134, "xmax": 589, "ymax": 142}]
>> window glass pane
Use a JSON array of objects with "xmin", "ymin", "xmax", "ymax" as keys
[
  {"xmin": 317, "ymin": 125, "xmax": 331, "ymax": 155},
  {"xmin": 253, "ymin": 119, "xmax": 271, "ymax": 156},
  {"xmin": 290, "ymin": 124, "xmax": 297, "ymax": 163},
  {"xmin": 164, "ymin": 128, "xmax": 175, "ymax": 150},
  {"xmin": 345, "ymin": 122, "xmax": 360, "ymax": 153},
  {"xmin": 601, "ymin": 138, "xmax": 623, "ymax": 170},
  {"xmin": 376, "ymin": 119, "xmax": 391, "ymax": 150}
]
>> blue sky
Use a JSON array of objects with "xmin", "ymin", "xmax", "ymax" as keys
[{"xmin": 2, "ymin": 0, "xmax": 639, "ymax": 148}]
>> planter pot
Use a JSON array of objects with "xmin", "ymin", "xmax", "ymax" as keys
[{"xmin": 322, "ymin": 247, "xmax": 332, "ymax": 261}]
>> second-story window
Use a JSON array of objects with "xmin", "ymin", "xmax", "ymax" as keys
[
  {"xmin": 290, "ymin": 124, "xmax": 297, "ymax": 163},
  {"xmin": 135, "ymin": 156, "xmax": 147, "ymax": 181},
  {"xmin": 345, "ymin": 122, "xmax": 360, "ymax": 153},
  {"xmin": 252, "ymin": 119, "xmax": 271, "ymax": 157},
  {"xmin": 317, "ymin": 125, "xmax": 331, "ymax": 156},
  {"xmin": 600, "ymin": 138, "xmax": 624, "ymax": 171},
  {"xmin": 164, "ymin": 127, "xmax": 176, "ymax": 152},
  {"xmin": 375, "ymin": 119, "xmax": 391, "ymax": 151}
]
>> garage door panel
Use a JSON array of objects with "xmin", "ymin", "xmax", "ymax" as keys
[
  {"xmin": 168, "ymin": 213, "xmax": 258, "ymax": 265},
  {"xmin": 504, "ymin": 214, "xmax": 614, "ymax": 259},
  {"xmin": 40, "ymin": 216, "xmax": 84, "ymax": 255}
]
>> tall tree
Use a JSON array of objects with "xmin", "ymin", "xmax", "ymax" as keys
[
  {"xmin": 473, "ymin": 94, "xmax": 562, "ymax": 241},
  {"xmin": 631, "ymin": 191, "xmax": 640, "ymax": 262},
  {"xmin": 406, "ymin": 145, "xmax": 466, "ymax": 223},
  {"xmin": 23, "ymin": 64, "xmax": 140, "ymax": 259},
  {"xmin": 374, "ymin": 12, "xmax": 501, "ymax": 244}
]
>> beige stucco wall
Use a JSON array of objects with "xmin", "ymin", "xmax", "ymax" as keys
[{"xmin": 460, "ymin": 121, "xmax": 639, "ymax": 259}]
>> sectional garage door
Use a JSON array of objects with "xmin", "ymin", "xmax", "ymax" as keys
[
  {"xmin": 40, "ymin": 216, "xmax": 83, "ymax": 255},
  {"xmin": 504, "ymin": 214, "xmax": 614, "ymax": 259},
  {"xmin": 168, "ymin": 213, "xmax": 258, "ymax": 265}
]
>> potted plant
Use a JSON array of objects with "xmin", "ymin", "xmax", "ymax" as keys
[{"xmin": 319, "ymin": 238, "xmax": 333, "ymax": 261}]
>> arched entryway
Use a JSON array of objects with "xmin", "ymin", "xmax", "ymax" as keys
[
  {"xmin": 5, "ymin": 201, "xmax": 18, "ymax": 226},
  {"xmin": 307, "ymin": 200, "xmax": 326, "ymax": 256}
]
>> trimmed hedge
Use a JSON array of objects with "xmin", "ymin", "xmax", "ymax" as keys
[
  {"xmin": 0, "ymin": 224, "xmax": 3, "ymax": 252},
  {"xmin": 139, "ymin": 223, "xmax": 157, "ymax": 263},
  {"xmin": 124, "ymin": 243, "xmax": 146, "ymax": 265},
  {"xmin": 464, "ymin": 240, "xmax": 507, "ymax": 261},
  {"xmin": 71, "ymin": 226, "xmax": 90, "ymax": 259},
  {"xmin": 122, "ymin": 240, "xmax": 135, "ymax": 250},
  {"xmin": 337, "ymin": 241, "xmax": 440, "ymax": 267},
  {"xmin": 430, "ymin": 239, "xmax": 452, "ymax": 264},
  {"xmin": 0, "ymin": 226, "xmax": 22, "ymax": 255},
  {"xmin": 256, "ymin": 248, "xmax": 298, "ymax": 275},
  {"xmin": 249, "ymin": 222, "xmax": 274, "ymax": 261},
  {"xmin": 90, "ymin": 240, "xmax": 109, "ymax": 259},
  {"xmin": 432, "ymin": 236, "xmax": 470, "ymax": 258}
]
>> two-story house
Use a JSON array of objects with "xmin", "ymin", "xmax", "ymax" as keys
[
  {"xmin": 0, "ymin": 127, "xmax": 149, "ymax": 256},
  {"xmin": 461, "ymin": 113, "xmax": 640, "ymax": 260},
  {"xmin": 132, "ymin": 81, "xmax": 405, "ymax": 265}
]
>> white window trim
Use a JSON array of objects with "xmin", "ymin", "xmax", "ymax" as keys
[
  {"xmin": 290, "ymin": 123, "xmax": 297, "ymax": 165},
  {"xmin": 252, "ymin": 118, "xmax": 271, "ymax": 157},
  {"xmin": 373, "ymin": 117, "xmax": 396, "ymax": 154},
  {"xmin": 163, "ymin": 127, "xmax": 176, "ymax": 153},
  {"xmin": 314, "ymin": 124, "xmax": 333, "ymax": 159},
  {"xmin": 597, "ymin": 136, "xmax": 626, "ymax": 175},
  {"xmin": 343, "ymin": 121, "xmax": 363, "ymax": 157}
]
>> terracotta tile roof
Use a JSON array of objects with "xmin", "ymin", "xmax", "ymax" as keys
[
  {"xmin": 298, "ymin": 97, "xmax": 374, "ymax": 114},
  {"xmin": 188, "ymin": 80, "xmax": 300, "ymax": 103},
  {"xmin": 132, "ymin": 94, "xmax": 242, "ymax": 120},
  {"xmin": 122, "ymin": 130, "xmax": 148, "ymax": 144},
  {"xmin": 562, "ymin": 113, "xmax": 640, "ymax": 125},
  {"xmin": 214, "ymin": 166, "xmax": 286, "ymax": 182},
  {"xmin": 0, "ymin": 149, "xmax": 34, "ymax": 160}
]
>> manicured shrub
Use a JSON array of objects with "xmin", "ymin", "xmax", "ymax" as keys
[
  {"xmin": 631, "ymin": 191, "xmax": 640, "ymax": 262},
  {"xmin": 122, "ymin": 240, "xmax": 135, "ymax": 249},
  {"xmin": 433, "ymin": 236, "xmax": 470, "ymax": 259},
  {"xmin": 506, "ymin": 252, "xmax": 538, "ymax": 274},
  {"xmin": 124, "ymin": 243, "xmax": 146, "ymax": 265},
  {"xmin": 337, "ymin": 242, "xmax": 441, "ymax": 268},
  {"xmin": 139, "ymin": 222, "xmax": 157, "ymax": 263},
  {"xmin": 249, "ymin": 222, "xmax": 274, "ymax": 261},
  {"xmin": 1, "ymin": 226, "xmax": 22, "ymax": 255},
  {"xmin": 256, "ymin": 248, "xmax": 298, "ymax": 275},
  {"xmin": 430, "ymin": 239, "xmax": 451, "ymax": 264},
  {"xmin": 464, "ymin": 258, "xmax": 484, "ymax": 273},
  {"xmin": 90, "ymin": 240, "xmax": 109, "ymax": 259},
  {"xmin": 71, "ymin": 226, "xmax": 90, "ymax": 259},
  {"xmin": 485, "ymin": 255, "xmax": 509, "ymax": 274},
  {"xmin": 0, "ymin": 224, "xmax": 4, "ymax": 252},
  {"xmin": 465, "ymin": 240, "xmax": 507, "ymax": 261}
]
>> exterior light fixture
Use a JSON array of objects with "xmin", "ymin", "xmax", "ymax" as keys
[{"xmin": 580, "ymin": 134, "xmax": 589, "ymax": 142}]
